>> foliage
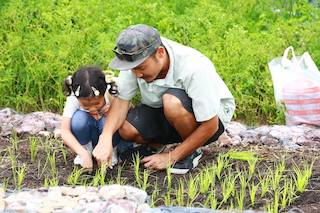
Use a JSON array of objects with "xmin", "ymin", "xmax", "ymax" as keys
[{"xmin": 0, "ymin": 0, "xmax": 319, "ymax": 125}]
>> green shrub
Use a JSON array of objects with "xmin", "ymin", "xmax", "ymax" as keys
[{"xmin": 0, "ymin": 0, "xmax": 319, "ymax": 125}]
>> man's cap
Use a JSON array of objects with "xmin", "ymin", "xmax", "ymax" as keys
[{"xmin": 109, "ymin": 24, "xmax": 161, "ymax": 71}]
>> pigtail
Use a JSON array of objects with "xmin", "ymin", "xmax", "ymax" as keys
[
  {"xmin": 63, "ymin": 75, "xmax": 73, "ymax": 96},
  {"xmin": 103, "ymin": 70, "xmax": 118, "ymax": 103}
]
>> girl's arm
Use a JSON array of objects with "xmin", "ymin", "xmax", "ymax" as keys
[{"xmin": 60, "ymin": 116, "xmax": 93, "ymax": 171}]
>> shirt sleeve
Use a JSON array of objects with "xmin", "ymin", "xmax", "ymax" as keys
[
  {"xmin": 185, "ymin": 69, "xmax": 221, "ymax": 122},
  {"xmin": 62, "ymin": 95, "xmax": 80, "ymax": 118},
  {"xmin": 117, "ymin": 71, "xmax": 139, "ymax": 101}
]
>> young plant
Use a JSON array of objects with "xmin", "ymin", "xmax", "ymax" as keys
[
  {"xmin": 270, "ymin": 187, "xmax": 281, "ymax": 213},
  {"xmin": 247, "ymin": 158, "xmax": 258, "ymax": 179},
  {"xmin": 115, "ymin": 163, "xmax": 126, "ymax": 185},
  {"xmin": 7, "ymin": 147, "xmax": 18, "ymax": 168},
  {"xmin": 175, "ymin": 178, "xmax": 185, "ymax": 206},
  {"xmin": 220, "ymin": 168, "xmax": 237, "ymax": 205},
  {"xmin": 37, "ymin": 158, "xmax": 47, "ymax": 179},
  {"xmin": 235, "ymin": 187, "xmax": 246, "ymax": 211},
  {"xmin": 150, "ymin": 179, "xmax": 160, "ymax": 208},
  {"xmin": 67, "ymin": 166, "xmax": 89, "ymax": 186},
  {"xmin": 292, "ymin": 159, "xmax": 314, "ymax": 192},
  {"xmin": 44, "ymin": 175, "xmax": 60, "ymax": 187},
  {"xmin": 29, "ymin": 137, "xmax": 39, "ymax": 162},
  {"xmin": 269, "ymin": 158, "xmax": 286, "ymax": 191},
  {"xmin": 1, "ymin": 177, "xmax": 10, "ymax": 189},
  {"xmin": 132, "ymin": 153, "xmax": 143, "ymax": 188},
  {"xmin": 47, "ymin": 152, "xmax": 58, "ymax": 176},
  {"xmin": 163, "ymin": 189, "xmax": 174, "ymax": 206},
  {"xmin": 215, "ymin": 154, "xmax": 230, "ymax": 180},
  {"xmin": 11, "ymin": 131, "xmax": 23, "ymax": 151},
  {"xmin": 187, "ymin": 173, "xmax": 199, "ymax": 206},
  {"xmin": 12, "ymin": 164, "xmax": 26, "ymax": 190},
  {"xmin": 258, "ymin": 169, "xmax": 271, "ymax": 197},
  {"xmin": 199, "ymin": 166, "xmax": 216, "ymax": 194},
  {"xmin": 165, "ymin": 165, "xmax": 173, "ymax": 189},
  {"xmin": 55, "ymin": 146, "xmax": 68, "ymax": 165},
  {"xmin": 94, "ymin": 165, "xmax": 107, "ymax": 186},
  {"xmin": 248, "ymin": 181, "xmax": 260, "ymax": 207},
  {"xmin": 204, "ymin": 190, "xmax": 218, "ymax": 209}
]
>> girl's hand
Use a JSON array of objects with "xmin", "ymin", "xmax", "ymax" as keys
[{"xmin": 80, "ymin": 152, "xmax": 93, "ymax": 174}]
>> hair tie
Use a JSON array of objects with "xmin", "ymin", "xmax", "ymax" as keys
[
  {"xmin": 103, "ymin": 70, "xmax": 115, "ymax": 83},
  {"xmin": 75, "ymin": 86, "xmax": 81, "ymax": 97},
  {"xmin": 91, "ymin": 86, "xmax": 100, "ymax": 96},
  {"xmin": 66, "ymin": 75, "xmax": 72, "ymax": 86}
]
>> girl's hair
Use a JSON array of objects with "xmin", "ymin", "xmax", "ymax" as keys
[{"xmin": 64, "ymin": 66, "xmax": 117, "ymax": 98}]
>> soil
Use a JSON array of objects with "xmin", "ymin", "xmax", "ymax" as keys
[{"xmin": 1, "ymin": 135, "xmax": 320, "ymax": 213}]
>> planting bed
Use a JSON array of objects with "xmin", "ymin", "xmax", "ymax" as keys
[{"xmin": 0, "ymin": 136, "xmax": 320, "ymax": 212}]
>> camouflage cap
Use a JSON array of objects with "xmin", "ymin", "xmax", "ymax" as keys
[{"xmin": 109, "ymin": 24, "xmax": 161, "ymax": 71}]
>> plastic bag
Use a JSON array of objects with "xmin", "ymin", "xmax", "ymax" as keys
[{"xmin": 268, "ymin": 46, "xmax": 320, "ymax": 125}]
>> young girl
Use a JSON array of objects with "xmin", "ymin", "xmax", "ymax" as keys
[{"xmin": 61, "ymin": 66, "xmax": 122, "ymax": 171}]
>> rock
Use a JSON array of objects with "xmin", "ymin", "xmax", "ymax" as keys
[
  {"xmin": 1, "ymin": 185, "xmax": 150, "ymax": 213},
  {"xmin": 2, "ymin": 108, "xmax": 319, "ymax": 150},
  {"xmin": 217, "ymin": 132, "xmax": 232, "ymax": 147},
  {"xmin": 99, "ymin": 184, "xmax": 126, "ymax": 199},
  {"xmin": 123, "ymin": 185, "xmax": 148, "ymax": 205},
  {"xmin": 226, "ymin": 122, "xmax": 248, "ymax": 135},
  {"xmin": 0, "ymin": 108, "xmax": 62, "ymax": 138},
  {"xmin": 14, "ymin": 113, "xmax": 46, "ymax": 136},
  {"xmin": 0, "ymin": 200, "xmax": 4, "ymax": 212}
]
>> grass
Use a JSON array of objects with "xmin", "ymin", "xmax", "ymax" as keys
[
  {"xmin": 1, "ymin": 0, "xmax": 319, "ymax": 125},
  {"xmin": 0, "ymin": 135, "xmax": 317, "ymax": 212},
  {"xmin": 0, "ymin": 2, "xmax": 319, "ymax": 210}
]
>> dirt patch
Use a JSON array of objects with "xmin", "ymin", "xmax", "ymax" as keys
[{"xmin": 0, "ymin": 135, "xmax": 320, "ymax": 212}]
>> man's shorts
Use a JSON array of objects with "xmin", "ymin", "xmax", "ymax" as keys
[{"xmin": 126, "ymin": 88, "xmax": 225, "ymax": 145}]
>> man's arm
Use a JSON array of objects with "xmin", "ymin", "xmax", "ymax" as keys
[
  {"xmin": 92, "ymin": 97, "xmax": 131, "ymax": 168},
  {"xmin": 169, "ymin": 115, "xmax": 219, "ymax": 162},
  {"xmin": 142, "ymin": 115, "xmax": 219, "ymax": 170}
]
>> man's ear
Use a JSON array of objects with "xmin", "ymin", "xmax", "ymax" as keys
[{"xmin": 157, "ymin": 46, "xmax": 166, "ymax": 58}]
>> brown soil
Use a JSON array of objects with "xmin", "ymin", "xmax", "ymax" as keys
[{"xmin": 1, "ymin": 135, "xmax": 320, "ymax": 213}]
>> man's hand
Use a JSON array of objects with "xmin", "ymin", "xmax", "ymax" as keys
[
  {"xmin": 92, "ymin": 136, "xmax": 114, "ymax": 169},
  {"xmin": 141, "ymin": 153, "xmax": 173, "ymax": 170}
]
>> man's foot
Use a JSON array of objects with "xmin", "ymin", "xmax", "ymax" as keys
[
  {"xmin": 73, "ymin": 142, "xmax": 93, "ymax": 165},
  {"xmin": 169, "ymin": 148, "xmax": 202, "ymax": 174},
  {"xmin": 119, "ymin": 144, "xmax": 166, "ymax": 161}
]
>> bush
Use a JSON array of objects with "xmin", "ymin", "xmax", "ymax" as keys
[{"xmin": 0, "ymin": 0, "xmax": 319, "ymax": 125}]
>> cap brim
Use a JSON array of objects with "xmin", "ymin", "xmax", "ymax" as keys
[{"xmin": 109, "ymin": 56, "xmax": 148, "ymax": 71}]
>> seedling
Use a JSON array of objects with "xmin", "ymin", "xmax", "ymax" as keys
[{"xmin": 29, "ymin": 137, "xmax": 39, "ymax": 162}]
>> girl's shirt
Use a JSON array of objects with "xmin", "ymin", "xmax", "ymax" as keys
[{"xmin": 62, "ymin": 92, "xmax": 111, "ymax": 120}]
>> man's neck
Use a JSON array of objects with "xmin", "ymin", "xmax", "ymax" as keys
[{"xmin": 155, "ymin": 52, "xmax": 170, "ymax": 79}]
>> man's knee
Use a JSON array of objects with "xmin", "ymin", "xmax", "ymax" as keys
[
  {"xmin": 162, "ymin": 93, "xmax": 190, "ymax": 118},
  {"xmin": 119, "ymin": 121, "xmax": 139, "ymax": 141}
]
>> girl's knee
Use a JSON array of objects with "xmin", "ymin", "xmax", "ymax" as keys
[{"xmin": 71, "ymin": 110, "xmax": 91, "ymax": 131}]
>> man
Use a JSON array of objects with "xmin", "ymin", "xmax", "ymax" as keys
[{"xmin": 93, "ymin": 24, "xmax": 235, "ymax": 174}]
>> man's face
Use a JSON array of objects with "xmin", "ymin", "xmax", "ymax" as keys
[{"xmin": 131, "ymin": 52, "xmax": 163, "ymax": 83}]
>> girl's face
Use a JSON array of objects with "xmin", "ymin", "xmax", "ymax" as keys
[{"xmin": 78, "ymin": 95, "xmax": 106, "ymax": 112}]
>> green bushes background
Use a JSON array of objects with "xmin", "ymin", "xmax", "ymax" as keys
[{"xmin": 0, "ymin": 0, "xmax": 319, "ymax": 126}]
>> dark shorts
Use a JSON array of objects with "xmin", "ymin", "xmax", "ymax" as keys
[{"xmin": 126, "ymin": 88, "xmax": 225, "ymax": 145}]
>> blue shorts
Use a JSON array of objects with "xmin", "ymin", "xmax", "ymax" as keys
[{"xmin": 126, "ymin": 88, "xmax": 225, "ymax": 145}]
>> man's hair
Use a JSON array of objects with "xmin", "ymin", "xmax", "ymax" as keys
[{"xmin": 149, "ymin": 43, "xmax": 165, "ymax": 62}]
